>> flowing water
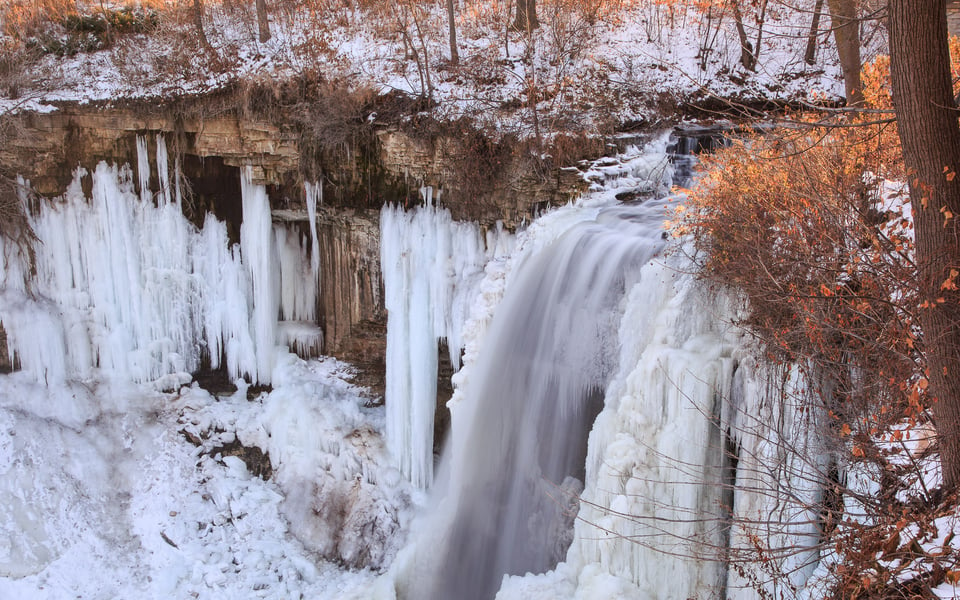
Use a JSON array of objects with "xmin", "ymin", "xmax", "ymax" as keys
[
  {"xmin": 424, "ymin": 199, "xmax": 672, "ymax": 599},
  {"xmin": 386, "ymin": 136, "xmax": 825, "ymax": 600}
]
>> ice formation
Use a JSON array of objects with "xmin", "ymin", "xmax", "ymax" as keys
[
  {"xmin": 0, "ymin": 356, "xmax": 411, "ymax": 599},
  {"xmin": 380, "ymin": 192, "xmax": 513, "ymax": 489},
  {"xmin": 0, "ymin": 138, "xmax": 321, "ymax": 385},
  {"xmin": 0, "ymin": 139, "xmax": 411, "ymax": 599}
]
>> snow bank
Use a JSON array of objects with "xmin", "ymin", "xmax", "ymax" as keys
[{"xmin": 0, "ymin": 352, "xmax": 410, "ymax": 599}]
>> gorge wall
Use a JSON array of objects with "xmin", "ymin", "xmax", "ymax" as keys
[{"xmin": 0, "ymin": 99, "xmax": 586, "ymax": 392}]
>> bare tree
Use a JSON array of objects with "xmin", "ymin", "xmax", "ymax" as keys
[
  {"xmin": 390, "ymin": 1, "xmax": 433, "ymax": 103},
  {"xmin": 256, "ymin": 0, "xmax": 271, "ymax": 43},
  {"xmin": 513, "ymin": 0, "xmax": 538, "ymax": 32},
  {"xmin": 804, "ymin": 0, "xmax": 825, "ymax": 65},
  {"xmin": 731, "ymin": 1, "xmax": 755, "ymax": 71},
  {"xmin": 192, "ymin": 0, "xmax": 213, "ymax": 51},
  {"xmin": 446, "ymin": 0, "xmax": 459, "ymax": 65},
  {"xmin": 828, "ymin": 0, "xmax": 862, "ymax": 105},
  {"xmin": 889, "ymin": 0, "xmax": 960, "ymax": 490}
]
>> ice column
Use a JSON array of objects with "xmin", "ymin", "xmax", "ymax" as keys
[
  {"xmin": 1, "ymin": 160, "xmax": 200, "ymax": 382},
  {"xmin": 240, "ymin": 167, "xmax": 280, "ymax": 384},
  {"xmin": 380, "ymin": 197, "xmax": 505, "ymax": 489},
  {"xmin": 0, "ymin": 145, "xmax": 305, "ymax": 386},
  {"xmin": 305, "ymin": 180, "xmax": 322, "ymax": 277},
  {"xmin": 136, "ymin": 134, "xmax": 151, "ymax": 202},
  {"xmin": 156, "ymin": 134, "xmax": 172, "ymax": 205}
]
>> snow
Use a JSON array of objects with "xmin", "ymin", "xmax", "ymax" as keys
[
  {"xmin": 0, "ymin": 351, "xmax": 410, "ymax": 599},
  {"xmin": 0, "ymin": 128, "xmax": 427, "ymax": 596},
  {"xmin": 0, "ymin": 0, "xmax": 877, "ymax": 136},
  {"xmin": 0, "ymin": 135, "xmax": 411, "ymax": 597}
]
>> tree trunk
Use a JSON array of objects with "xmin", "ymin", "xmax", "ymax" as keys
[
  {"xmin": 828, "ymin": 0, "xmax": 862, "ymax": 105},
  {"xmin": 512, "ymin": 0, "xmax": 538, "ymax": 32},
  {"xmin": 889, "ymin": 0, "xmax": 960, "ymax": 491},
  {"xmin": 256, "ymin": 0, "xmax": 271, "ymax": 43},
  {"xmin": 731, "ymin": 2, "xmax": 756, "ymax": 71},
  {"xmin": 192, "ymin": 0, "xmax": 212, "ymax": 51},
  {"xmin": 446, "ymin": 0, "xmax": 459, "ymax": 65},
  {"xmin": 805, "ymin": 0, "xmax": 825, "ymax": 65},
  {"xmin": 751, "ymin": 0, "xmax": 769, "ymax": 70}
]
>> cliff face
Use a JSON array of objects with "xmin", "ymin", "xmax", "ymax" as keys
[
  {"xmin": 1, "ymin": 104, "xmax": 584, "ymax": 224},
  {"xmin": 0, "ymin": 102, "xmax": 586, "ymax": 389}
]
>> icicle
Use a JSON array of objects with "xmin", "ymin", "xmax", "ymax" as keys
[
  {"xmin": 156, "ymin": 134, "xmax": 171, "ymax": 205},
  {"xmin": 275, "ymin": 225, "xmax": 317, "ymax": 323},
  {"xmin": 0, "ymin": 158, "xmax": 295, "ymax": 387},
  {"xmin": 135, "ymin": 135, "xmax": 151, "ymax": 203},
  {"xmin": 381, "ymin": 204, "xmax": 439, "ymax": 490},
  {"xmin": 380, "ymin": 202, "xmax": 504, "ymax": 489},
  {"xmin": 194, "ymin": 214, "xmax": 257, "ymax": 381},
  {"xmin": 174, "ymin": 156, "xmax": 183, "ymax": 212},
  {"xmin": 240, "ymin": 166, "xmax": 279, "ymax": 384},
  {"xmin": 305, "ymin": 180, "xmax": 321, "ymax": 278}
]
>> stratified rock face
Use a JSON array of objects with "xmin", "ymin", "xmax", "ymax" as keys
[
  {"xmin": 0, "ymin": 108, "xmax": 300, "ymax": 196},
  {"xmin": 270, "ymin": 205, "xmax": 384, "ymax": 389},
  {"xmin": 0, "ymin": 326, "xmax": 10, "ymax": 373},
  {"xmin": 2, "ymin": 105, "xmax": 585, "ymax": 226},
  {"xmin": 314, "ymin": 209, "xmax": 384, "ymax": 355}
]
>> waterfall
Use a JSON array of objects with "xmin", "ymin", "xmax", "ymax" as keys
[
  {"xmin": 0, "ymin": 129, "xmax": 832, "ymax": 598},
  {"xmin": 387, "ymin": 137, "xmax": 827, "ymax": 600}
]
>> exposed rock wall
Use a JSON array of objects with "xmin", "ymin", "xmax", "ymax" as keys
[
  {"xmin": 315, "ymin": 211, "xmax": 382, "ymax": 354},
  {"xmin": 2, "ymin": 105, "xmax": 584, "ymax": 226}
]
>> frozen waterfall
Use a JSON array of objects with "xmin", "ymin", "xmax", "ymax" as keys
[
  {"xmin": 380, "ymin": 192, "xmax": 514, "ymax": 489},
  {"xmin": 0, "ymin": 127, "xmax": 832, "ymax": 599},
  {"xmin": 0, "ymin": 137, "xmax": 321, "ymax": 385}
]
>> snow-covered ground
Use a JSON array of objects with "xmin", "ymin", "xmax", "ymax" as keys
[
  {"xmin": 3, "ymin": 0, "xmax": 882, "ymax": 134},
  {"xmin": 0, "ymin": 353, "xmax": 414, "ymax": 599}
]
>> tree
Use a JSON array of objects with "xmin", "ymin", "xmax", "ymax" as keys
[
  {"xmin": 731, "ymin": 1, "xmax": 756, "ymax": 71},
  {"xmin": 512, "ymin": 0, "xmax": 538, "ymax": 33},
  {"xmin": 446, "ymin": 0, "xmax": 458, "ymax": 65},
  {"xmin": 804, "ymin": 0, "xmax": 825, "ymax": 65},
  {"xmin": 828, "ymin": 0, "xmax": 862, "ymax": 105},
  {"xmin": 192, "ymin": 0, "xmax": 212, "ymax": 51},
  {"xmin": 889, "ymin": 0, "xmax": 960, "ymax": 490},
  {"xmin": 256, "ymin": 0, "xmax": 271, "ymax": 43},
  {"xmin": 730, "ymin": 0, "xmax": 770, "ymax": 72}
]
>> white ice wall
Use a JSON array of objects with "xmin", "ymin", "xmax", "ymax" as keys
[
  {"xmin": 380, "ymin": 196, "xmax": 513, "ymax": 489},
  {"xmin": 0, "ymin": 140, "xmax": 320, "ymax": 386}
]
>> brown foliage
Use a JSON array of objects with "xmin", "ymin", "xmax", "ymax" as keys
[
  {"xmin": 680, "ymin": 118, "xmax": 916, "ymax": 423},
  {"xmin": 676, "ymin": 46, "xmax": 960, "ymax": 594}
]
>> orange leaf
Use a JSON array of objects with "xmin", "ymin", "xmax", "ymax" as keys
[{"xmin": 941, "ymin": 269, "xmax": 959, "ymax": 291}]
